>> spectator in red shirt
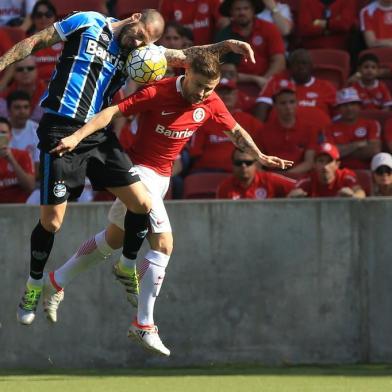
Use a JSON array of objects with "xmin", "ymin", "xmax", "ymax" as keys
[
  {"xmin": 190, "ymin": 77, "xmax": 263, "ymax": 172},
  {"xmin": 360, "ymin": 0, "xmax": 392, "ymax": 48},
  {"xmin": 255, "ymin": 80, "xmax": 320, "ymax": 174},
  {"xmin": 215, "ymin": 0, "xmax": 286, "ymax": 92},
  {"xmin": 254, "ymin": 48, "xmax": 337, "ymax": 122},
  {"xmin": 0, "ymin": 116, "xmax": 35, "ymax": 203},
  {"xmin": 29, "ymin": 1, "xmax": 63, "ymax": 83},
  {"xmin": 350, "ymin": 53, "xmax": 392, "ymax": 110},
  {"xmin": 288, "ymin": 142, "xmax": 366, "ymax": 198},
  {"xmin": 217, "ymin": 147, "xmax": 295, "ymax": 199},
  {"xmin": 298, "ymin": 0, "xmax": 357, "ymax": 50},
  {"xmin": 325, "ymin": 87, "xmax": 382, "ymax": 170},
  {"xmin": 159, "ymin": 0, "xmax": 227, "ymax": 45},
  {"xmin": 370, "ymin": 152, "xmax": 392, "ymax": 196}
]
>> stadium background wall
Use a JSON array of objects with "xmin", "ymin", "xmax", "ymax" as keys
[{"xmin": 1, "ymin": 199, "xmax": 392, "ymax": 368}]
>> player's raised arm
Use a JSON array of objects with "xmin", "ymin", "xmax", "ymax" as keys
[
  {"xmin": 224, "ymin": 123, "xmax": 293, "ymax": 170},
  {"xmin": 50, "ymin": 105, "xmax": 122, "ymax": 156},
  {"xmin": 0, "ymin": 26, "xmax": 62, "ymax": 72},
  {"xmin": 164, "ymin": 39, "xmax": 255, "ymax": 69}
]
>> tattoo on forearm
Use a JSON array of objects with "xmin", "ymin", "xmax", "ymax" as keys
[
  {"xmin": 0, "ymin": 26, "xmax": 60, "ymax": 71},
  {"xmin": 231, "ymin": 128, "xmax": 259, "ymax": 157}
]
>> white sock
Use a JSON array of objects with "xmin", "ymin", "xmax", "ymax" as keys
[
  {"xmin": 27, "ymin": 276, "xmax": 43, "ymax": 288},
  {"xmin": 53, "ymin": 230, "xmax": 113, "ymax": 288},
  {"xmin": 137, "ymin": 250, "xmax": 170, "ymax": 326},
  {"xmin": 118, "ymin": 254, "xmax": 136, "ymax": 273}
]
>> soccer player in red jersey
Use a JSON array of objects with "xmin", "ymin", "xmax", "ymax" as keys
[
  {"xmin": 289, "ymin": 143, "xmax": 366, "ymax": 198},
  {"xmin": 217, "ymin": 147, "xmax": 295, "ymax": 199},
  {"xmin": 350, "ymin": 53, "xmax": 392, "ymax": 110},
  {"xmin": 360, "ymin": 0, "xmax": 392, "ymax": 48},
  {"xmin": 325, "ymin": 87, "xmax": 382, "ymax": 170},
  {"xmin": 46, "ymin": 53, "xmax": 293, "ymax": 356}
]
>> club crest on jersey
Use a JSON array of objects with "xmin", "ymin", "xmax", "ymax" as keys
[
  {"xmin": 53, "ymin": 181, "xmax": 66, "ymax": 198},
  {"xmin": 355, "ymin": 127, "xmax": 367, "ymax": 138},
  {"xmin": 193, "ymin": 108, "xmax": 205, "ymax": 122},
  {"xmin": 255, "ymin": 187, "xmax": 268, "ymax": 199}
]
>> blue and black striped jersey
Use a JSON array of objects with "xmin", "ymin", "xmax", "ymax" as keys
[{"xmin": 40, "ymin": 12, "xmax": 128, "ymax": 123}]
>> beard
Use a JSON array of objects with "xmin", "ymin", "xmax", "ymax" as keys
[{"xmin": 118, "ymin": 24, "xmax": 138, "ymax": 50}]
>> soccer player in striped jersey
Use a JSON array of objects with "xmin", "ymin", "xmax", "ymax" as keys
[
  {"xmin": 0, "ymin": 8, "xmax": 257, "ymax": 327},
  {"xmin": 46, "ymin": 52, "xmax": 293, "ymax": 356}
]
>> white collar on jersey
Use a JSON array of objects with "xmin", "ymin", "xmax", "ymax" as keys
[{"xmin": 176, "ymin": 75, "xmax": 185, "ymax": 97}]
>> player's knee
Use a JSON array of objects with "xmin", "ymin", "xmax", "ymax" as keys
[
  {"xmin": 128, "ymin": 196, "xmax": 151, "ymax": 214},
  {"xmin": 40, "ymin": 217, "xmax": 63, "ymax": 233},
  {"xmin": 152, "ymin": 236, "xmax": 173, "ymax": 256}
]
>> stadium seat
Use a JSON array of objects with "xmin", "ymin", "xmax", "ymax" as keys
[
  {"xmin": 354, "ymin": 169, "xmax": 373, "ymax": 196},
  {"xmin": 312, "ymin": 65, "xmax": 346, "ymax": 88},
  {"xmin": 117, "ymin": 0, "xmax": 161, "ymax": 19},
  {"xmin": 308, "ymin": 49, "xmax": 351, "ymax": 85},
  {"xmin": 50, "ymin": 0, "xmax": 108, "ymax": 18},
  {"xmin": 359, "ymin": 47, "xmax": 392, "ymax": 64},
  {"xmin": 183, "ymin": 172, "xmax": 230, "ymax": 199}
]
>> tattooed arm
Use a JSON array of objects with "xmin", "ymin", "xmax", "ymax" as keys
[
  {"xmin": 164, "ymin": 39, "xmax": 255, "ymax": 68},
  {"xmin": 224, "ymin": 123, "xmax": 293, "ymax": 170},
  {"xmin": 0, "ymin": 25, "xmax": 62, "ymax": 72}
]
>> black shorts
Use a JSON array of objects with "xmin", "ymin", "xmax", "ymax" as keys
[{"xmin": 37, "ymin": 114, "xmax": 140, "ymax": 205}]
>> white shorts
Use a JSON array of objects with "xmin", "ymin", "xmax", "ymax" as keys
[{"xmin": 108, "ymin": 165, "xmax": 171, "ymax": 233}]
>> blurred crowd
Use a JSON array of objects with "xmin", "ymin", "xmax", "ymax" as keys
[{"xmin": 2, "ymin": 0, "xmax": 392, "ymax": 204}]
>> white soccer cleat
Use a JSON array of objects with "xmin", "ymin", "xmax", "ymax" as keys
[
  {"xmin": 17, "ymin": 284, "xmax": 42, "ymax": 325},
  {"xmin": 113, "ymin": 262, "xmax": 139, "ymax": 307},
  {"xmin": 42, "ymin": 272, "xmax": 64, "ymax": 323},
  {"xmin": 128, "ymin": 320, "xmax": 171, "ymax": 357}
]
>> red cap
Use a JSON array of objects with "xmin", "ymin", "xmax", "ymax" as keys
[
  {"xmin": 216, "ymin": 77, "xmax": 237, "ymax": 90},
  {"xmin": 315, "ymin": 142, "xmax": 340, "ymax": 160},
  {"xmin": 271, "ymin": 79, "xmax": 296, "ymax": 97}
]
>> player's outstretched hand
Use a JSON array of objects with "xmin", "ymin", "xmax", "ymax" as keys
[
  {"xmin": 226, "ymin": 40, "xmax": 256, "ymax": 64},
  {"xmin": 50, "ymin": 134, "xmax": 80, "ymax": 156},
  {"xmin": 260, "ymin": 155, "xmax": 294, "ymax": 170}
]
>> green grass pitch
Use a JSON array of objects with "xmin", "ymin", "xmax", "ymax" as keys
[{"xmin": 2, "ymin": 365, "xmax": 392, "ymax": 392}]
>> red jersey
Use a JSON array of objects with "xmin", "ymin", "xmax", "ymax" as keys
[
  {"xmin": 351, "ymin": 80, "xmax": 392, "ymax": 110},
  {"xmin": 33, "ymin": 42, "xmax": 63, "ymax": 82},
  {"xmin": 230, "ymin": 19, "xmax": 285, "ymax": 76},
  {"xmin": 0, "ymin": 148, "xmax": 33, "ymax": 203},
  {"xmin": 360, "ymin": 2, "xmax": 392, "ymax": 40},
  {"xmin": 298, "ymin": 0, "xmax": 357, "ymax": 50},
  {"xmin": 217, "ymin": 170, "xmax": 295, "ymax": 199},
  {"xmin": 118, "ymin": 77, "xmax": 237, "ymax": 176},
  {"xmin": 258, "ymin": 72, "xmax": 336, "ymax": 116},
  {"xmin": 325, "ymin": 117, "xmax": 381, "ymax": 169},
  {"xmin": 255, "ymin": 108, "xmax": 320, "ymax": 164},
  {"xmin": 295, "ymin": 168, "xmax": 359, "ymax": 197},
  {"xmin": 190, "ymin": 111, "xmax": 263, "ymax": 172},
  {"xmin": 159, "ymin": 0, "xmax": 221, "ymax": 45}
]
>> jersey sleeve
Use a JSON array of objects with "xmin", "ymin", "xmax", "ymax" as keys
[
  {"xmin": 209, "ymin": 95, "xmax": 237, "ymax": 130},
  {"xmin": 54, "ymin": 12, "xmax": 103, "ymax": 41},
  {"xmin": 256, "ymin": 76, "xmax": 275, "ymax": 105},
  {"xmin": 117, "ymin": 85, "xmax": 159, "ymax": 117},
  {"xmin": 359, "ymin": 7, "xmax": 372, "ymax": 32},
  {"xmin": 342, "ymin": 169, "xmax": 359, "ymax": 188},
  {"xmin": 367, "ymin": 119, "xmax": 381, "ymax": 140},
  {"xmin": 265, "ymin": 23, "xmax": 285, "ymax": 56},
  {"xmin": 16, "ymin": 150, "xmax": 34, "ymax": 175}
]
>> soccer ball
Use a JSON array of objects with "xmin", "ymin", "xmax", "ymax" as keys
[{"xmin": 126, "ymin": 44, "xmax": 167, "ymax": 84}]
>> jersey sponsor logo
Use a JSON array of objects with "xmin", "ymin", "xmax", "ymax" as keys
[
  {"xmin": 174, "ymin": 10, "xmax": 183, "ymax": 21},
  {"xmin": 155, "ymin": 124, "xmax": 195, "ymax": 138},
  {"xmin": 355, "ymin": 127, "xmax": 367, "ymax": 137},
  {"xmin": 161, "ymin": 110, "xmax": 176, "ymax": 116},
  {"xmin": 193, "ymin": 108, "xmax": 205, "ymax": 122},
  {"xmin": 53, "ymin": 181, "xmax": 66, "ymax": 198},
  {"xmin": 198, "ymin": 3, "xmax": 209, "ymax": 13},
  {"xmin": 255, "ymin": 187, "xmax": 268, "ymax": 199},
  {"xmin": 193, "ymin": 17, "xmax": 209, "ymax": 28},
  {"xmin": 85, "ymin": 39, "xmax": 125, "ymax": 70},
  {"xmin": 252, "ymin": 36, "xmax": 263, "ymax": 46},
  {"xmin": 298, "ymin": 99, "xmax": 316, "ymax": 107}
]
